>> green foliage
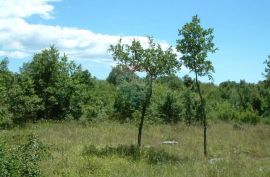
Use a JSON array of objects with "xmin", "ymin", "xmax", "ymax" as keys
[
  {"xmin": 211, "ymin": 102, "xmax": 238, "ymax": 121},
  {"xmin": 176, "ymin": 15, "xmax": 217, "ymax": 80},
  {"xmin": 0, "ymin": 58, "xmax": 14, "ymax": 128},
  {"xmin": 209, "ymin": 101, "xmax": 260, "ymax": 124},
  {"xmin": 8, "ymin": 74, "xmax": 42, "ymax": 123},
  {"xmin": 236, "ymin": 109, "xmax": 260, "ymax": 124},
  {"xmin": 19, "ymin": 46, "xmax": 100, "ymax": 121},
  {"xmin": 0, "ymin": 106, "xmax": 13, "ymax": 129},
  {"xmin": 219, "ymin": 81, "xmax": 238, "ymax": 103},
  {"xmin": 109, "ymin": 37, "xmax": 178, "ymax": 77},
  {"xmin": 156, "ymin": 91, "xmax": 182, "ymax": 123},
  {"xmin": 237, "ymin": 80, "xmax": 253, "ymax": 110},
  {"xmin": 20, "ymin": 46, "xmax": 76, "ymax": 120},
  {"xmin": 182, "ymin": 88, "xmax": 196, "ymax": 125},
  {"xmin": 107, "ymin": 65, "xmax": 139, "ymax": 85},
  {"xmin": 176, "ymin": 15, "xmax": 217, "ymax": 156},
  {"xmin": 261, "ymin": 116, "xmax": 270, "ymax": 124},
  {"xmin": 0, "ymin": 134, "xmax": 46, "ymax": 177},
  {"xmin": 69, "ymin": 68, "xmax": 95, "ymax": 120},
  {"xmin": 156, "ymin": 75, "xmax": 183, "ymax": 90},
  {"xmin": 79, "ymin": 80, "xmax": 116, "ymax": 122},
  {"xmin": 113, "ymin": 81, "xmax": 145, "ymax": 122},
  {"xmin": 109, "ymin": 36, "xmax": 178, "ymax": 146},
  {"xmin": 183, "ymin": 74, "xmax": 195, "ymax": 90},
  {"xmin": 176, "ymin": 14, "xmax": 217, "ymax": 121},
  {"xmin": 0, "ymin": 28, "xmax": 269, "ymax": 133}
]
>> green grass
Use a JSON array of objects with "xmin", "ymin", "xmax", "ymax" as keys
[{"xmin": 0, "ymin": 121, "xmax": 270, "ymax": 177}]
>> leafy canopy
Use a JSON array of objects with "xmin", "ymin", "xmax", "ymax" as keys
[
  {"xmin": 176, "ymin": 15, "xmax": 217, "ymax": 80},
  {"xmin": 109, "ymin": 36, "xmax": 179, "ymax": 78}
]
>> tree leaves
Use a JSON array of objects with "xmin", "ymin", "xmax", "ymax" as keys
[
  {"xmin": 109, "ymin": 36, "xmax": 179, "ymax": 78},
  {"xmin": 176, "ymin": 15, "xmax": 217, "ymax": 80}
]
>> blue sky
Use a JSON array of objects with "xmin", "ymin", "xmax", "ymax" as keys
[{"xmin": 1, "ymin": 0, "xmax": 270, "ymax": 84}]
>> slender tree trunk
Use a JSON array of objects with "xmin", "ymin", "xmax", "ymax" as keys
[
  {"xmin": 137, "ymin": 75, "xmax": 153, "ymax": 147},
  {"xmin": 138, "ymin": 104, "xmax": 146, "ymax": 147},
  {"xmin": 195, "ymin": 72, "xmax": 207, "ymax": 156}
]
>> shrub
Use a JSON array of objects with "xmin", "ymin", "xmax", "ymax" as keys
[
  {"xmin": 0, "ymin": 106, "xmax": 13, "ymax": 129},
  {"xmin": 237, "ymin": 110, "xmax": 260, "ymax": 124},
  {"xmin": 80, "ymin": 105, "xmax": 101, "ymax": 122},
  {"xmin": 182, "ymin": 89, "xmax": 196, "ymax": 125},
  {"xmin": 0, "ymin": 134, "xmax": 46, "ymax": 177},
  {"xmin": 215, "ymin": 102, "xmax": 238, "ymax": 121},
  {"xmin": 261, "ymin": 116, "xmax": 270, "ymax": 125},
  {"xmin": 80, "ymin": 103, "xmax": 111, "ymax": 123},
  {"xmin": 113, "ymin": 81, "xmax": 145, "ymax": 122},
  {"xmin": 156, "ymin": 91, "xmax": 182, "ymax": 123}
]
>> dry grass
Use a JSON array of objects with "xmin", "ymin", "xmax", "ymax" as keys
[{"xmin": 0, "ymin": 121, "xmax": 270, "ymax": 177}]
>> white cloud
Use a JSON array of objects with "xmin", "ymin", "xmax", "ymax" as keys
[
  {"xmin": 0, "ymin": 0, "xmax": 59, "ymax": 19},
  {"xmin": 0, "ymin": 0, "xmax": 187, "ymax": 74}
]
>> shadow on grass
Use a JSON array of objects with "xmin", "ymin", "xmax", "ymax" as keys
[{"xmin": 82, "ymin": 144, "xmax": 187, "ymax": 165}]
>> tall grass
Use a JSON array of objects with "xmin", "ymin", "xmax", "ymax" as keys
[{"xmin": 0, "ymin": 120, "xmax": 269, "ymax": 177}]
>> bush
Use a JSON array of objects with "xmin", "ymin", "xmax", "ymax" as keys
[
  {"xmin": 261, "ymin": 116, "xmax": 270, "ymax": 125},
  {"xmin": 214, "ymin": 102, "xmax": 238, "ymax": 121},
  {"xmin": 80, "ymin": 104, "xmax": 104, "ymax": 122},
  {"xmin": 237, "ymin": 110, "xmax": 260, "ymax": 124},
  {"xmin": 0, "ymin": 134, "xmax": 46, "ymax": 177},
  {"xmin": 211, "ymin": 102, "xmax": 260, "ymax": 124},
  {"xmin": 79, "ymin": 81, "xmax": 116, "ymax": 122},
  {"xmin": 113, "ymin": 81, "xmax": 145, "ymax": 122},
  {"xmin": 182, "ymin": 89, "xmax": 196, "ymax": 125},
  {"xmin": 0, "ymin": 106, "xmax": 13, "ymax": 129},
  {"xmin": 156, "ymin": 91, "xmax": 182, "ymax": 123}
]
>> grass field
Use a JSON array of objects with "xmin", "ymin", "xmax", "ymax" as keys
[{"xmin": 0, "ymin": 121, "xmax": 270, "ymax": 177}]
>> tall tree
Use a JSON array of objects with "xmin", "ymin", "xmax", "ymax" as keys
[
  {"xmin": 176, "ymin": 15, "xmax": 217, "ymax": 156},
  {"xmin": 20, "ymin": 46, "xmax": 76, "ymax": 120},
  {"xmin": 109, "ymin": 37, "xmax": 178, "ymax": 147}
]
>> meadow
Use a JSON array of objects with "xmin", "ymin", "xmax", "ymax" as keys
[{"xmin": 1, "ymin": 121, "xmax": 269, "ymax": 177}]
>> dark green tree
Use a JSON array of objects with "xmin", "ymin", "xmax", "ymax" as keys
[
  {"xmin": 114, "ymin": 81, "xmax": 145, "ymax": 122},
  {"xmin": 157, "ymin": 91, "xmax": 181, "ymax": 123},
  {"xmin": 176, "ymin": 15, "xmax": 217, "ymax": 156},
  {"xmin": 156, "ymin": 74, "xmax": 183, "ymax": 90},
  {"xmin": 236, "ymin": 80, "xmax": 252, "ymax": 110},
  {"xmin": 109, "ymin": 37, "xmax": 178, "ymax": 147},
  {"xmin": 8, "ymin": 73, "xmax": 42, "ymax": 123},
  {"xmin": 69, "ymin": 66, "xmax": 95, "ymax": 119},
  {"xmin": 183, "ymin": 75, "xmax": 194, "ymax": 88},
  {"xmin": 107, "ymin": 65, "xmax": 139, "ymax": 85},
  {"xmin": 182, "ymin": 88, "xmax": 196, "ymax": 125},
  {"xmin": 20, "ymin": 46, "xmax": 76, "ymax": 120},
  {"xmin": 0, "ymin": 58, "xmax": 14, "ymax": 128}
]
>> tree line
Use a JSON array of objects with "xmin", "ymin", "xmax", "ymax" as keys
[{"xmin": 0, "ymin": 16, "xmax": 270, "ymax": 156}]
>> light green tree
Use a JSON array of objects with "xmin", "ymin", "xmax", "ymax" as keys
[
  {"xmin": 109, "ymin": 37, "xmax": 179, "ymax": 147},
  {"xmin": 176, "ymin": 15, "xmax": 217, "ymax": 156}
]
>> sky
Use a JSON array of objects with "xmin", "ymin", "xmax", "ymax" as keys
[{"xmin": 0, "ymin": 0, "xmax": 270, "ymax": 84}]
